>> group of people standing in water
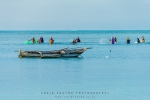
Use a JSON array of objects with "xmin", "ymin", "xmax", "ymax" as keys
[
  {"xmin": 30, "ymin": 36, "xmax": 54, "ymax": 44},
  {"xmin": 136, "ymin": 36, "xmax": 145, "ymax": 43},
  {"xmin": 30, "ymin": 37, "xmax": 44, "ymax": 44},
  {"xmin": 109, "ymin": 36, "xmax": 145, "ymax": 44},
  {"xmin": 29, "ymin": 36, "xmax": 145, "ymax": 44},
  {"xmin": 29, "ymin": 36, "xmax": 81, "ymax": 44},
  {"xmin": 109, "ymin": 37, "xmax": 117, "ymax": 44}
]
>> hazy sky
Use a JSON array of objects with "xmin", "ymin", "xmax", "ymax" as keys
[{"xmin": 0, "ymin": 0, "xmax": 150, "ymax": 30}]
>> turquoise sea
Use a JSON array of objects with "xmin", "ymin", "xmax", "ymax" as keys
[{"xmin": 0, "ymin": 30, "xmax": 150, "ymax": 100}]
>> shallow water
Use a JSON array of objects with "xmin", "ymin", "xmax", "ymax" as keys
[{"xmin": 0, "ymin": 30, "xmax": 150, "ymax": 100}]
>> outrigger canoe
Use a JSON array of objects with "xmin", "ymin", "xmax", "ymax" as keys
[{"xmin": 18, "ymin": 47, "xmax": 91, "ymax": 58}]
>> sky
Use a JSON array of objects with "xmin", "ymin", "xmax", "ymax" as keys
[{"xmin": 0, "ymin": 0, "xmax": 150, "ymax": 30}]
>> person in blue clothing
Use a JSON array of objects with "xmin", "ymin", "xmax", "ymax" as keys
[
  {"xmin": 40, "ymin": 36, "xmax": 44, "ymax": 43},
  {"xmin": 76, "ymin": 37, "xmax": 81, "ymax": 42},
  {"xmin": 109, "ymin": 37, "xmax": 115, "ymax": 44},
  {"xmin": 126, "ymin": 37, "xmax": 130, "ymax": 44},
  {"xmin": 137, "ymin": 38, "xmax": 140, "ymax": 43}
]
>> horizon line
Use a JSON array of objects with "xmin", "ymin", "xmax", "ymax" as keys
[{"xmin": 0, "ymin": 29, "xmax": 150, "ymax": 31}]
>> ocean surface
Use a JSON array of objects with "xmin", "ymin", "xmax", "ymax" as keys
[{"xmin": 0, "ymin": 30, "xmax": 150, "ymax": 100}]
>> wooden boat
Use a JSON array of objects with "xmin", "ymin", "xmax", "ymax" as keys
[
  {"xmin": 18, "ymin": 47, "xmax": 91, "ymax": 58},
  {"xmin": 18, "ymin": 49, "xmax": 62, "ymax": 58},
  {"xmin": 60, "ymin": 47, "xmax": 91, "ymax": 57}
]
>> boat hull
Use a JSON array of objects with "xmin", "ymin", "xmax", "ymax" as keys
[
  {"xmin": 19, "ymin": 50, "xmax": 61, "ymax": 58},
  {"xmin": 61, "ymin": 48, "xmax": 87, "ymax": 57},
  {"xmin": 18, "ymin": 47, "xmax": 90, "ymax": 58}
]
